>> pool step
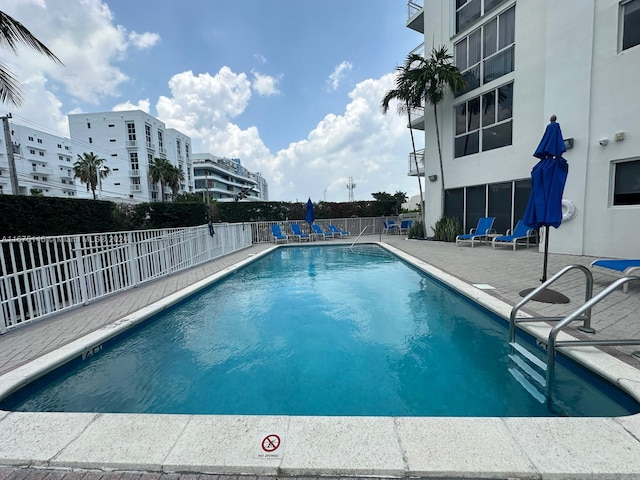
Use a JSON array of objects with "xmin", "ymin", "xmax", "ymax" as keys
[{"xmin": 508, "ymin": 341, "xmax": 547, "ymax": 402}]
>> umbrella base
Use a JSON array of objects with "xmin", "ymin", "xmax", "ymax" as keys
[{"xmin": 519, "ymin": 287, "xmax": 570, "ymax": 304}]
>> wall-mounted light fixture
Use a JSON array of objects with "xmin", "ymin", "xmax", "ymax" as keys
[
  {"xmin": 615, "ymin": 132, "xmax": 625, "ymax": 141},
  {"xmin": 428, "ymin": 174, "xmax": 438, "ymax": 182},
  {"xmin": 564, "ymin": 138, "xmax": 574, "ymax": 149}
]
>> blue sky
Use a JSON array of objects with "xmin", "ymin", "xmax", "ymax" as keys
[{"xmin": 0, "ymin": 0, "xmax": 423, "ymax": 202}]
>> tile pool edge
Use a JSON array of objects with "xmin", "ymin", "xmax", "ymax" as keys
[{"xmin": 1, "ymin": 243, "xmax": 640, "ymax": 478}]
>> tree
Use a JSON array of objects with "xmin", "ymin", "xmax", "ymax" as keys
[
  {"xmin": 73, "ymin": 152, "xmax": 110, "ymax": 200},
  {"xmin": 393, "ymin": 191, "xmax": 408, "ymax": 212},
  {"xmin": 406, "ymin": 47, "xmax": 465, "ymax": 216},
  {"xmin": 167, "ymin": 165, "xmax": 185, "ymax": 200},
  {"xmin": 0, "ymin": 10, "xmax": 63, "ymax": 106},
  {"xmin": 381, "ymin": 57, "xmax": 428, "ymax": 237},
  {"xmin": 148, "ymin": 157, "xmax": 176, "ymax": 202}
]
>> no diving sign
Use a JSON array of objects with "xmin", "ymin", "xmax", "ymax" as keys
[{"xmin": 257, "ymin": 433, "xmax": 284, "ymax": 459}]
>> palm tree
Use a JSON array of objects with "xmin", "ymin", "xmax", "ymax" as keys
[
  {"xmin": 148, "ymin": 157, "xmax": 176, "ymax": 202},
  {"xmin": 167, "ymin": 165, "xmax": 185, "ymax": 200},
  {"xmin": 381, "ymin": 57, "xmax": 428, "ymax": 237},
  {"xmin": 0, "ymin": 10, "xmax": 63, "ymax": 106},
  {"xmin": 407, "ymin": 47, "xmax": 466, "ymax": 215},
  {"xmin": 73, "ymin": 152, "xmax": 110, "ymax": 200}
]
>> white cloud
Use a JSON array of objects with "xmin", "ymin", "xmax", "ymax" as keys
[
  {"xmin": 128, "ymin": 31, "xmax": 161, "ymax": 50},
  {"xmin": 251, "ymin": 71, "xmax": 281, "ymax": 96},
  {"xmin": 327, "ymin": 61, "xmax": 353, "ymax": 91},
  {"xmin": 0, "ymin": 0, "xmax": 160, "ymax": 133},
  {"xmin": 113, "ymin": 99, "xmax": 151, "ymax": 113}
]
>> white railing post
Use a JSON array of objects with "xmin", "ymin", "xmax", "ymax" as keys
[
  {"xmin": 128, "ymin": 232, "xmax": 139, "ymax": 287},
  {"xmin": 73, "ymin": 237, "xmax": 89, "ymax": 305}
]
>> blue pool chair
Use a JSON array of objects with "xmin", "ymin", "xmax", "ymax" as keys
[
  {"xmin": 270, "ymin": 224, "xmax": 289, "ymax": 244},
  {"xmin": 491, "ymin": 220, "xmax": 537, "ymax": 251},
  {"xmin": 383, "ymin": 220, "xmax": 398, "ymax": 234},
  {"xmin": 397, "ymin": 220, "xmax": 413, "ymax": 235},
  {"xmin": 329, "ymin": 225, "xmax": 350, "ymax": 237},
  {"xmin": 311, "ymin": 224, "xmax": 333, "ymax": 240},
  {"xmin": 455, "ymin": 217, "xmax": 496, "ymax": 247},
  {"xmin": 290, "ymin": 223, "xmax": 311, "ymax": 242},
  {"xmin": 591, "ymin": 259, "xmax": 640, "ymax": 293}
]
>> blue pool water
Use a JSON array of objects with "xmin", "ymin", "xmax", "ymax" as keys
[{"xmin": 2, "ymin": 245, "xmax": 638, "ymax": 417}]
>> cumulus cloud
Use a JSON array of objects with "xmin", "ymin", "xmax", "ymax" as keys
[
  {"xmin": 251, "ymin": 71, "xmax": 281, "ymax": 96},
  {"xmin": 0, "ymin": 0, "xmax": 160, "ymax": 133},
  {"xmin": 327, "ymin": 61, "xmax": 353, "ymax": 91},
  {"xmin": 113, "ymin": 99, "xmax": 151, "ymax": 113},
  {"xmin": 128, "ymin": 31, "xmax": 161, "ymax": 50}
]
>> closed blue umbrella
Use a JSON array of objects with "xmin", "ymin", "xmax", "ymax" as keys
[
  {"xmin": 521, "ymin": 116, "xmax": 569, "ymax": 303},
  {"xmin": 305, "ymin": 198, "xmax": 315, "ymax": 228}
]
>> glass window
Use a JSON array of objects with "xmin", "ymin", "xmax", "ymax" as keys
[
  {"xmin": 497, "ymin": 83, "xmax": 513, "ymax": 121},
  {"xmin": 444, "ymin": 188, "xmax": 464, "ymax": 228},
  {"xmin": 482, "ymin": 90, "xmax": 496, "ymax": 126},
  {"xmin": 488, "ymin": 182, "xmax": 512, "ymax": 234},
  {"xmin": 482, "ymin": 121, "xmax": 513, "ymax": 151},
  {"xmin": 483, "ymin": 18, "xmax": 497, "ymax": 58},
  {"xmin": 514, "ymin": 179, "xmax": 532, "ymax": 222},
  {"xmin": 465, "ymin": 185, "xmax": 486, "ymax": 232},
  {"xmin": 455, "ymin": 131, "xmax": 480, "ymax": 157},
  {"xmin": 621, "ymin": 0, "xmax": 640, "ymax": 51},
  {"xmin": 613, "ymin": 159, "xmax": 640, "ymax": 205},
  {"xmin": 457, "ymin": 0, "xmax": 481, "ymax": 33}
]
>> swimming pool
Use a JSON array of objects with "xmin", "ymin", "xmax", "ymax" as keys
[{"xmin": 2, "ymin": 244, "xmax": 638, "ymax": 417}]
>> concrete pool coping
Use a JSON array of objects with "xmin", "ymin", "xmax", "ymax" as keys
[{"xmin": 1, "ymin": 242, "xmax": 640, "ymax": 479}]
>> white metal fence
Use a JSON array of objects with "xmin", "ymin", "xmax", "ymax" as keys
[
  {"xmin": 0, "ymin": 217, "xmax": 403, "ymax": 334},
  {"xmin": 0, "ymin": 223, "xmax": 252, "ymax": 333}
]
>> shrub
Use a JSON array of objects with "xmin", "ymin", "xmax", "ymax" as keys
[
  {"xmin": 408, "ymin": 221, "xmax": 425, "ymax": 239},
  {"xmin": 432, "ymin": 216, "xmax": 462, "ymax": 242}
]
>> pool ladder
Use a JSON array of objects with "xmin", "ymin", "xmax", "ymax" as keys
[{"xmin": 507, "ymin": 264, "xmax": 640, "ymax": 404}]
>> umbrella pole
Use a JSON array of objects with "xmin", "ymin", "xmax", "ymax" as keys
[{"xmin": 541, "ymin": 226, "xmax": 549, "ymax": 282}]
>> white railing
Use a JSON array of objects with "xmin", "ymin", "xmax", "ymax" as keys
[
  {"xmin": 0, "ymin": 223, "xmax": 251, "ymax": 333},
  {"xmin": 407, "ymin": 0, "xmax": 423, "ymax": 22}
]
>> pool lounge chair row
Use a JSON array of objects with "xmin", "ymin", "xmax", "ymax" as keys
[
  {"xmin": 456, "ymin": 217, "xmax": 538, "ymax": 250},
  {"xmin": 270, "ymin": 224, "xmax": 350, "ymax": 243},
  {"xmin": 383, "ymin": 219, "xmax": 413, "ymax": 234}
]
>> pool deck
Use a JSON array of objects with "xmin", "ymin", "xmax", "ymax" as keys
[{"xmin": 1, "ymin": 236, "xmax": 640, "ymax": 479}]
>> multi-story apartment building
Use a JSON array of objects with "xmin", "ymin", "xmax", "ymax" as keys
[
  {"xmin": 192, "ymin": 153, "xmax": 268, "ymax": 202},
  {"xmin": 406, "ymin": 0, "xmax": 640, "ymax": 258},
  {"xmin": 0, "ymin": 122, "xmax": 78, "ymax": 198},
  {"xmin": 68, "ymin": 110, "xmax": 193, "ymax": 202}
]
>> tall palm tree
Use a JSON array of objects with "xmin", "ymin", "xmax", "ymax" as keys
[
  {"xmin": 73, "ymin": 152, "xmax": 110, "ymax": 200},
  {"xmin": 148, "ymin": 157, "xmax": 175, "ymax": 202},
  {"xmin": 0, "ymin": 10, "xmax": 63, "ymax": 106},
  {"xmin": 381, "ymin": 57, "xmax": 428, "ymax": 237},
  {"xmin": 407, "ymin": 47, "xmax": 466, "ymax": 215},
  {"xmin": 167, "ymin": 165, "xmax": 185, "ymax": 200}
]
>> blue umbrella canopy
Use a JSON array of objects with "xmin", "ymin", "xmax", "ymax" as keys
[
  {"xmin": 305, "ymin": 198, "xmax": 315, "ymax": 225},
  {"xmin": 521, "ymin": 116, "xmax": 570, "ymax": 289},
  {"xmin": 522, "ymin": 119, "xmax": 568, "ymax": 230}
]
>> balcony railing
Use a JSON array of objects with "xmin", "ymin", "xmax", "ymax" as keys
[
  {"xmin": 159, "ymin": 146, "xmax": 166, "ymax": 156},
  {"xmin": 146, "ymin": 142, "xmax": 156, "ymax": 151},
  {"xmin": 126, "ymin": 140, "xmax": 137, "ymax": 148},
  {"xmin": 408, "ymin": 149, "xmax": 425, "ymax": 177},
  {"xmin": 129, "ymin": 169, "xmax": 140, "ymax": 177},
  {"xmin": 410, "ymin": 42, "xmax": 425, "ymax": 58},
  {"xmin": 407, "ymin": 0, "xmax": 424, "ymax": 33},
  {"xmin": 130, "ymin": 184, "xmax": 142, "ymax": 192}
]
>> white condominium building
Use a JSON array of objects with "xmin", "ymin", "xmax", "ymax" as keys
[
  {"xmin": 406, "ymin": 0, "xmax": 640, "ymax": 258},
  {"xmin": 0, "ymin": 122, "xmax": 78, "ymax": 198},
  {"xmin": 192, "ymin": 153, "xmax": 268, "ymax": 202},
  {"xmin": 68, "ymin": 110, "xmax": 193, "ymax": 202}
]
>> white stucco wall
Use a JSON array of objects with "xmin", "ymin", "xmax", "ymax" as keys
[{"xmin": 417, "ymin": 0, "xmax": 639, "ymax": 258}]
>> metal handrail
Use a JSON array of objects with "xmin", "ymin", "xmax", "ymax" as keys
[
  {"xmin": 546, "ymin": 276, "xmax": 640, "ymax": 394},
  {"xmin": 349, "ymin": 226, "xmax": 369, "ymax": 251},
  {"xmin": 508, "ymin": 264, "xmax": 594, "ymax": 349}
]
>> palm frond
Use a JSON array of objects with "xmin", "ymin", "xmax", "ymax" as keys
[
  {"xmin": 0, "ymin": 62, "xmax": 23, "ymax": 106},
  {"xmin": 0, "ymin": 11, "xmax": 63, "ymax": 65}
]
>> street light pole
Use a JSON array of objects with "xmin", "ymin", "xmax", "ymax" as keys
[{"xmin": 1, "ymin": 113, "xmax": 20, "ymax": 195}]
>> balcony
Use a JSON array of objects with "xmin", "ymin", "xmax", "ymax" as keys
[
  {"xmin": 408, "ymin": 149, "xmax": 425, "ymax": 177},
  {"xmin": 126, "ymin": 140, "xmax": 137, "ymax": 148},
  {"xmin": 407, "ymin": 1, "xmax": 424, "ymax": 33},
  {"xmin": 410, "ymin": 42, "xmax": 425, "ymax": 58},
  {"xmin": 158, "ymin": 146, "xmax": 167, "ymax": 156},
  {"xmin": 129, "ymin": 169, "xmax": 140, "ymax": 177},
  {"xmin": 149, "ymin": 185, "xmax": 159, "ymax": 192},
  {"xmin": 130, "ymin": 184, "xmax": 142, "ymax": 192},
  {"xmin": 409, "ymin": 105, "xmax": 425, "ymax": 130},
  {"xmin": 146, "ymin": 142, "xmax": 156, "ymax": 151},
  {"xmin": 32, "ymin": 167, "xmax": 54, "ymax": 176}
]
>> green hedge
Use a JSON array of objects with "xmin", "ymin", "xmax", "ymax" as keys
[{"xmin": 0, "ymin": 195, "xmax": 398, "ymax": 237}]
